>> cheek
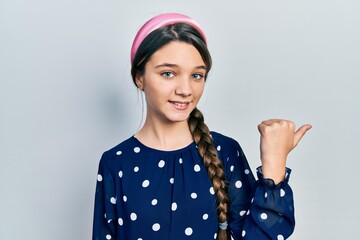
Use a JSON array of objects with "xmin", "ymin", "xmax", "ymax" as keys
[
  {"xmin": 194, "ymin": 84, "xmax": 205, "ymax": 98},
  {"xmin": 144, "ymin": 82, "xmax": 169, "ymax": 101}
]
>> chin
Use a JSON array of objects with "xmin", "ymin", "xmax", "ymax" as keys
[
  {"xmin": 165, "ymin": 113, "xmax": 192, "ymax": 123},
  {"xmin": 168, "ymin": 116, "xmax": 190, "ymax": 123}
]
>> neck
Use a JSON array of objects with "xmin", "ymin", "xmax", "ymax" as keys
[{"xmin": 135, "ymin": 117, "xmax": 193, "ymax": 151}]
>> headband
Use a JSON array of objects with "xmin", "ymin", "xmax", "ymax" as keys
[{"xmin": 130, "ymin": 13, "xmax": 207, "ymax": 64}]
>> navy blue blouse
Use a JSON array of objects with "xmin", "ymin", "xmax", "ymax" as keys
[{"xmin": 93, "ymin": 132, "xmax": 295, "ymax": 240}]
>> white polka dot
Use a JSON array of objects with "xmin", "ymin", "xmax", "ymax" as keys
[
  {"xmin": 152, "ymin": 223, "xmax": 160, "ymax": 231},
  {"xmin": 240, "ymin": 210, "xmax": 246, "ymax": 216},
  {"xmin": 244, "ymin": 169, "xmax": 250, "ymax": 174},
  {"xmin": 214, "ymin": 233, "xmax": 217, "ymax": 239},
  {"xmin": 116, "ymin": 151, "xmax": 122, "ymax": 155},
  {"xmin": 185, "ymin": 227, "xmax": 193, "ymax": 236},
  {"xmin": 280, "ymin": 189, "xmax": 286, "ymax": 197},
  {"xmin": 169, "ymin": 178, "xmax": 174, "ymax": 184},
  {"xmin": 235, "ymin": 180, "xmax": 242, "ymax": 188},
  {"xmin": 246, "ymin": 209, "xmax": 250, "ymax": 215},
  {"xmin": 171, "ymin": 202, "xmax": 177, "ymax": 211},
  {"xmin": 277, "ymin": 234, "xmax": 284, "ymax": 240},
  {"xmin": 130, "ymin": 213, "xmax": 137, "ymax": 221},
  {"xmin": 118, "ymin": 171, "xmax": 123, "ymax": 178},
  {"xmin": 179, "ymin": 158, "xmax": 183, "ymax": 164},
  {"xmin": 110, "ymin": 197, "xmax": 116, "ymax": 204},
  {"xmin": 106, "ymin": 234, "xmax": 111, "ymax": 239},
  {"xmin": 142, "ymin": 180, "xmax": 150, "ymax": 188},
  {"xmin": 191, "ymin": 193, "xmax": 197, "ymax": 199},
  {"xmin": 134, "ymin": 166, "xmax": 139, "ymax": 172},
  {"xmin": 134, "ymin": 147, "xmax": 140, "ymax": 153},
  {"xmin": 217, "ymin": 145, "xmax": 221, "ymax": 151},
  {"xmin": 237, "ymin": 150, "xmax": 240, "ymax": 156},
  {"xmin": 209, "ymin": 187, "xmax": 215, "ymax": 195},
  {"xmin": 123, "ymin": 196, "xmax": 127, "ymax": 202},
  {"xmin": 260, "ymin": 213, "xmax": 268, "ymax": 220},
  {"xmin": 118, "ymin": 218, "xmax": 123, "ymax": 226},
  {"xmin": 203, "ymin": 213, "xmax": 208, "ymax": 220},
  {"xmin": 242, "ymin": 230, "xmax": 246, "ymax": 237},
  {"xmin": 107, "ymin": 219, "xmax": 112, "ymax": 223},
  {"xmin": 151, "ymin": 199, "xmax": 158, "ymax": 205},
  {"xmin": 194, "ymin": 164, "xmax": 201, "ymax": 172},
  {"xmin": 158, "ymin": 160, "xmax": 165, "ymax": 168},
  {"xmin": 264, "ymin": 192, "xmax": 268, "ymax": 198},
  {"xmin": 230, "ymin": 165, "xmax": 234, "ymax": 172},
  {"xmin": 97, "ymin": 174, "xmax": 103, "ymax": 182},
  {"xmin": 138, "ymin": 238, "xmax": 143, "ymax": 240},
  {"xmin": 251, "ymin": 198, "xmax": 254, "ymax": 203}
]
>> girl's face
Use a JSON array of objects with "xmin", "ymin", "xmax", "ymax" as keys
[{"xmin": 136, "ymin": 41, "xmax": 206, "ymax": 124}]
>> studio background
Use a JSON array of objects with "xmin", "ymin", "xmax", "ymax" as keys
[{"xmin": 1, "ymin": 0, "xmax": 359, "ymax": 239}]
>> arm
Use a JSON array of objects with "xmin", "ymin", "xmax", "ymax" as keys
[
  {"xmin": 92, "ymin": 153, "xmax": 117, "ymax": 240},
  {"xmin": 226, "ymin": 143, "xmax": 295, "ymax": 240},
  {"xmin": 227, "ymin": 120, "xmax": 311, "ymax": 239}
]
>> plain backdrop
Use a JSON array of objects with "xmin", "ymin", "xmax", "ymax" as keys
[{"xmin": 1, "ymin": 0, "xmax": 359, "ymax": 239}]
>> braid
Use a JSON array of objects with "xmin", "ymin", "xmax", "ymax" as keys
[{"xmin": 188, "ymin": 107, "xmax": 230, "ymax": 240}]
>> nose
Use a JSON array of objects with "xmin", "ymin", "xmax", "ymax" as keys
[{"xmin": 175, "ymin": 78, "xmax": 192, "ymax": 97}]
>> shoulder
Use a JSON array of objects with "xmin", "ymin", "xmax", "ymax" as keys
[
  {"xmin": 210, "ymin": 131, "xmax": 246, "ymax": 162},
  {"xmin": 102, "ymin": 136, "xmax": 136, "ymax": 157},
  {"xmin": 98, "ymin": 136, "xmax": 136, "ymax": 170},
  {"xmin": 210, "ymin": 131, "xmax": 243, "ymax": 151}
]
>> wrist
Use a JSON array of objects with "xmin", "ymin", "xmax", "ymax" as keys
[{"xmin": 261, "ymin": 163, "xmax": 286, "ymax": 184}]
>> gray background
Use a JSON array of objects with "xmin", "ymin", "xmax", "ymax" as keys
[{"xmin": 1, "ymin": 0, "xmax": 359, "ymax": 239}]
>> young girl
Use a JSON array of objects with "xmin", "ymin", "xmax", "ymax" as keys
[{"xmin": 92, "ymin": 13, "xmax": 311, "ymax": 240}]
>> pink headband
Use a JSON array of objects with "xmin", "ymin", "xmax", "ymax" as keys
[{"xmin": 130, "ymin": 13, "xmax": 207, "ymax": 64}]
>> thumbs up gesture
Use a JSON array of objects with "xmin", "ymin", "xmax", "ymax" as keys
[{"xmin": 257, "ymin": 119, "xmax": 312, "ymax": 184}]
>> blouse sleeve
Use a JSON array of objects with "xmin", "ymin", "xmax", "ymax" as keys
[
  {"xmin": 92, "ymin": 153, "xmax": 117, "ymax": 240},
  {"xmin": 224, "ymin": 141, "xmax": 295, "ymax": 240}
]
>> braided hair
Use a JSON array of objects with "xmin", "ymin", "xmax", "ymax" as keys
[{"xmin": 188, "ymin": 107, "xmax": 230, "ymax": 239}]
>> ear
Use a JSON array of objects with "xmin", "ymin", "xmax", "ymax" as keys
[{"xmin": 135, "ymin": 72, "xmax": 144, "ymax": 91}]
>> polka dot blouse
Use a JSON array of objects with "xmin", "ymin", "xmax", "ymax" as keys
[{"xmin": 93, "ymin": 132, "xmax": 295, "ymax": 240}]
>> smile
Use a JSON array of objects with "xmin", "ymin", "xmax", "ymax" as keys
[{"xmin": 169, "ymin": 101, "xmax": 190, "ymax": 110}]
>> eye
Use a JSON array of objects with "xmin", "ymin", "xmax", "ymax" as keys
[
  {"xmin": 192, "ymin": 73, "xmax": 204, "ymax": 80},
  {"xmin": 161, "ymin": 71, "xmax": 175, "ymax": 78}
]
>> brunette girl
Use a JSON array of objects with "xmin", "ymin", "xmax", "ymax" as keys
[{"xmin": 93, "ymin": 13, "xmax": 311, "ymax": 240}]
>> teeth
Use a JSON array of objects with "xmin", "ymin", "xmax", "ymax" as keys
[{"xmin": 174, "ymin": 102, "xmax": 187, "ymax": 107}]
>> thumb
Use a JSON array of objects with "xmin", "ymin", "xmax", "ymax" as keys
[{"xmin": 293, "ymin": 124, "xmax": 312, "ymax": 147}]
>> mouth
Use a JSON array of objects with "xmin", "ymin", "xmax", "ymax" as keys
[{"xmin": 169, "ymin": 101, "xmax": 191, "ymax": 110}]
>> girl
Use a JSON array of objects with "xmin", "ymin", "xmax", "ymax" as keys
[{"xmin": 93, "ymin": 13, "xmax": 311, "ymax": 240}]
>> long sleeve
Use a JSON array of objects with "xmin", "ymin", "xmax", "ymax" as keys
[
  {"xmin": 241, "ymin": 167, "xmax": 295, "ymax": 240},
  {"xmin": 92, "ymin": 153, "xmax": 117, "ymax": 240},
  {"xmin": 218, "ymin": 137, "xmax": 295, "ymax": 240}
]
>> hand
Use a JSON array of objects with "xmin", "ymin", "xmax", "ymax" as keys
[{"xmin": 258, "ymin": 119, "xmax": 312, "ymax": 184}]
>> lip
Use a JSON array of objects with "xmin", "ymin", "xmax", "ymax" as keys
[{"xmin": 169, "ymin": 101, "xmax": 191, "ymax": 110}]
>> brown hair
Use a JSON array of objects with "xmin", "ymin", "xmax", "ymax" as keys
[
  {"xmin": 188, "ymin": 107, "xmax": 230, "ymax": 239},
  {"xmin": 131, "ymin": 23, "xmax": 230, "ymax": 239}
]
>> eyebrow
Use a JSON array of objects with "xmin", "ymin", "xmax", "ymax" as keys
[{"xmin": 154, "ymin": 63, "xmax": 207, "ymax": 70}]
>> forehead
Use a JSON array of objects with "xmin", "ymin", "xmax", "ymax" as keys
[{"xmin": 147, "ymin": 41, "xmax": 205, "ymax": 68}]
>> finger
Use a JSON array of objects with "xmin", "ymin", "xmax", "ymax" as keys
[
  {"xmin": 261, "ymin": 119, "xmax": 294, "ymax": 127},
  {"xmin": 258, "ymin": 120, "xmax": 291, "ymax": 133},
  {"xmin": 261, "ymin": 119, "xmax": 280, "ymax": 126},
  {"xmin": 257, "ymin": 123, "xmax": 265, "ymax": 133},
  {"xmin": 293, "ymin": 124, "xmax": 312, "ymax": 146}
]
